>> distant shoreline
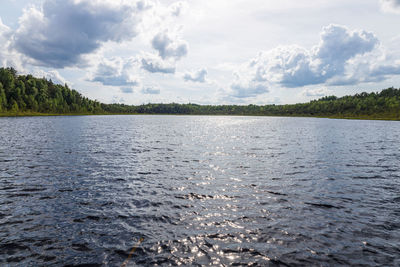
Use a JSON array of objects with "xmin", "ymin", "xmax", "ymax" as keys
[
  {"xmin": 1, "ymin": 112, "xmax": 399, "ymax": 121},
  {"xmin": 1, "ymin": 68, "xmax": 399, "ymax": 121}
]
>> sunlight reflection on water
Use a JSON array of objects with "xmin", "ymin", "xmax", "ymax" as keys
[{"xmin": 0, "ymin": 115, "xmax": 399, "ymax": 266}]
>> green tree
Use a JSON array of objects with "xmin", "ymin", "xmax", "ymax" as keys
[
  {"xmin": 0, "ymin": 82, "xmax": 6, "ymax": 111},
  {"xmin": 10, "ymin": 99, "xmax": 19, "ymax": 113}
]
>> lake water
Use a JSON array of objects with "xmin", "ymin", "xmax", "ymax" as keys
[{"xmin": 0, "ymin": 115, "xmax": 399, "ymax": 266}]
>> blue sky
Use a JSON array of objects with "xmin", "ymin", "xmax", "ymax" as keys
[{"xmin": 1, "ymin": 0, "xmax": 400, "ymax": 105}]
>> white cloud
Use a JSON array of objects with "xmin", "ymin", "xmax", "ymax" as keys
[
  {"xmin": 12, "ymin": 0, "xmax": 146, "ymax": 68},
  {"xmin": 251, "ymin": 45, "xmax": 317, "ymax": 87},
  {"xmin": 151, "ymin": 31, "xmax": 188, "ymax": 60},
  {"xmin": 183, "ymin": 68, "xmax": 207, "ymax": 83},
  {"xmin": 380, "ymin": 0, "xmax": 400, "ymax": 14},
  {"xmin": 89, "ymin": 57, "xmax": 140, "ymax": 87},
  {"xmin": 313, "ymin": 24, "xmax": 379, "ymax": 83},
  {"xmin": 230, "ymin": 79, "xmax": 269, "ymax": 98},
  {"xmin": 230, "ymin": 24, "xmax": 400, "ymax": 98},
  {"xmin": 140, "ymin": 53, "xmax": 176, "ymax": 74}
]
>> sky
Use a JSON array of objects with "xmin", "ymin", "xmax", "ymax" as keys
[{"xmin": 1, "ymin": 0, "xmax": 400, "ymax": 105}]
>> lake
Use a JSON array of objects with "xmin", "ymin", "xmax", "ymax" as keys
[{"xmin": 0, "ymin": 115, "xmax": 399, "ymax": 266}]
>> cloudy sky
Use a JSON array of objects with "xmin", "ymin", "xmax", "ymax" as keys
[{"xmin": 1, "ymin": 0, "xmax": 400, "ymax": 105}]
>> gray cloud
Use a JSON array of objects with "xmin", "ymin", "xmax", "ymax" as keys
[
  {"xmin": 12, "ymin": 0, "xmax": 142, "ymax": 68},
  {"xmin": 232, "ymin": 24, "xmax": 400, "ymax": 98},
  {"xmin": 141, "ymin": 54, "xmax": 176, "ymax": 74},
  {"xmin": 312, "ymin": 25, "xmax": 379, "ymax": 83},
  {"xmin": 380, "ymin": 0, "xmax": 400, "ymax": 13},
  {"xmin": 141, "ymin": 87, "xmax": 160, "ymax": 94},
  {"xmin": 143, "ymin": 30, "xmax": 188, "ymax": 74},
  {"xmin": 92, "ymin": 75, "xmax": 138, "ymax": 87},
  {"xmin": 230, "ymin": 82, "xmax": 269, "ymax": 98},
  {"xmin": 151, "ymin": 31, "xmax": 188, "ymax": 60},
  {"xmin": 121, "ymin": 87, "xmax": 134, "ymax": 94},
  {"xmin": 90, "ymin": 58, "xmax": 139, "ymax": 87},
  {"xmin": 183, "ymin": 68, "xmax": 207, "ymax": 83},
  {"xmin": 329, "ymin": 63, "xmax": 400, "ymax": 85},
  {"xmin": 370, "ymin": 64, "xmax": 400, "ymax": 77}
]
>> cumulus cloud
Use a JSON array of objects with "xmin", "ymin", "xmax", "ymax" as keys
[
  {"xmin": 228, "ymin": 70, "xmax": 269, "ymax": 98},
  {"xmin": 141, "ymin": 87, "xmax": 160, "ymax": 94},
  {"xmin": 250, "ymin": 45, "xmax": 319, "ymax": 87},
  {"xmin": 230, "ymin": 82, "xmax": 269, "ymax": 99},
  {"xmin": 2, "ymin": 0, "xmax": 191, "ymax": 93},
  {"xmin": 313, "ymin": 25, "xmax": 379, "ymax": 83},
  {"xmin": 140, "ymin": 53, "xmax": 176, "ymax": 73},
  {"xmin": 231, "ymin": 24, "xmax": 400, "ymax": 98},
  {"xmin": 251, "ymin": 25, "xmax": 378, "ymax": 88},
  {"xmin": 183, "ymin": 68, "xmax": 207, "ymax": 83},
  {"xmin": 328, "ymin": 57, "xmax": 400, "ymax": 86},
  {"xmin": 89, "ymin": 57, "xmax": 140, "ymax": 87},
  {"xmin": 151, "ymin": 31, "xmax": 188, "ymax": 60},
  {"xmin": 12, "ymin": 0, "xmax": 145, "ymax": 68},
  {"xmin": 141, "ymin": 29, "xmax": 188, "ymax": 74},
  {"xmin": 380, "ymin": 0, "xmax": 400, "ymax": 14}
]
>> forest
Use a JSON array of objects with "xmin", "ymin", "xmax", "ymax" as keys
[{"xmin": 1, "ymin": 67, "xmax": 399, "ymax": 120}]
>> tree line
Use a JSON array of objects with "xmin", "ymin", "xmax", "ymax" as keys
[
  {"xmin": 1, "ymin": 67, "xmax": 399, "ymax": 119},
  {"xmin": 0, "ymin": 67, "xmax": 102, "ymax": 114}
]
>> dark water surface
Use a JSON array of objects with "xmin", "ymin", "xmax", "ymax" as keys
[{"xmin": 0, "ymin": 115, "xmax": 399, "ymax": 266}]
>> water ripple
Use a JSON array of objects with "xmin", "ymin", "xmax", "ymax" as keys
[{"xmin": 0, "ymin": 115, "xmax": 399, "ymax": 266}]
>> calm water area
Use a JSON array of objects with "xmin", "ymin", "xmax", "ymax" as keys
[{"xmin": 0, "ymin": 115, "xmax": 399, "ymax": 266}]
